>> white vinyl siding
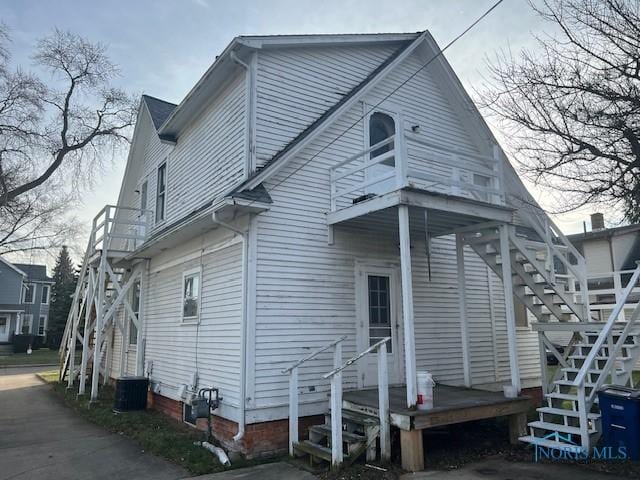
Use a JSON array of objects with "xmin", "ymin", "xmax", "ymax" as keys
[
  {"xmin": 254, "ymin": 43, "xmax": 402, "ymax": 167},
  {"xmin": 248, "ymin": 47, "xmax": 540, "ymax": 417}
]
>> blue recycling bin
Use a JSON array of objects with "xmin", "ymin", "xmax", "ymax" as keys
[{"xmin": 598, "ymin": 385, "xmax": 640, "ymax": 460}]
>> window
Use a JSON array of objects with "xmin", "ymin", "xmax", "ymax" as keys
[
  {"xmin": 155, "ymin": 163, "xmax": 167, "ymax": 222},
  {"xmin": 41, "ymin": 285, "xmax": 50, "ymax": 305},
  {"xmin": 182, "ymin": 269, "xmax": 201, "ymax": 322},
  {"xmin": 38, "ymin": 315, "xmax": 47, "ymax": 336},
  {"xmin": 23, "ymin": 284, "xmax": 35, "ymax": 304},
  {"xmin": 367, "ymin": 111, "xmax": 396, "ymax": 194},
  {"xmin": 129, "ymin": 280, "xmax": 140, "ymax": 345},
  {"xmin": 140, "ymin": 180, "xmax": 148, "ymax": 210},
  {"xmin": 368, "ymin": 275, "xmax": 392, "ymax": 352},
  {"xmin": 21, "ymin": 314, "xmax": 33, "ymax": 334}
]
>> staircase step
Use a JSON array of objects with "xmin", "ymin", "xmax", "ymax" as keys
[
  {"xmin": 519, "ymin": 435, "xmax": 584, "ymax": 452},
  {"xmin": 293, "ymin": 440, "xmax": 333, "ymax": 462},
  {"xmin": 529, "ymin": 420, "xmax": 595, "ymax": 436},
  {"xmin": 309, "ymin": 424, "xmax": 366, "ymax": 444},
  {"xmin": 569, "ymin": 354, "xmax": 632, "ymax": 361},
  {"xmin": 330, "ymin": 408, "xmax": 380, "ymax": 426},
  {"xmin": 538, "ymin": 406, "xmax": 600, "ymax": 420},
  {"xmin": 554, "ymin": 379, "xmax": 597, "ymax": 388},
  {"xmin": 546, "ymin": 392, "xmax": 578, "ymax": 402}
]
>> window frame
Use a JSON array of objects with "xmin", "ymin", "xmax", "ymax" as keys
[
  {"xmin": 23, "ymin": 283, "xmax": 35, "ymax": 304},
  {"xmin": 128, "ymin": 280, "xmax": 141, "ymax": 346},
  {"xmin": 181, "ymin": 267, "xmax": 202, "ymax": 324},
  {"xmin": 22, "ymin": 314, "xmax": 33, "ymax": 334},
  {"xmin": 155, "ymin": 162, "xmax": 167, "ymax": 224},
  {"xmin": 41, "ymin": 284, "xmax": 50, "ymax": 305},
  {"xmin": 363, "ymin": 104, "xmax": 401, "ymax": 194},
  {"xmin": 38, "ymin": 314, "xmax": 47, "ymax": 336}
]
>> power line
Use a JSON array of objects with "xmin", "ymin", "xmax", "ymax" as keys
[{"xmin": 249, "ymin": 0, "xmax": 505, "ymax": 202}]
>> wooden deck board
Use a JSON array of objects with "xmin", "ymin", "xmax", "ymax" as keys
[{"xmin": 343, "ymin": 385, "xmax": 530, "ymax": 431}]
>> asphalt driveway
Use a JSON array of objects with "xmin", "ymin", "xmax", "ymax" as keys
[{"xmin": 0, "ymin": 366, "xmax": 188, "ymax": 480}]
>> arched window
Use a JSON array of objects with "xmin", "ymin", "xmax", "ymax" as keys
[
  {"xmin": 369, "ymin": 112, "xmax": 395, "ymax": 157},
  {"xmin": 366, "ymin": 111, "xmax": 396, "ymax": 194}
]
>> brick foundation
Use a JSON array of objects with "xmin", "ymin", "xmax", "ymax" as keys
[
  {"xmin": 147, "ymin": 390, "xmax": 323, "ymax": 458},
  {"xmin": 521, "ymin": 386, "xmax": 543, "ymax": 407}
]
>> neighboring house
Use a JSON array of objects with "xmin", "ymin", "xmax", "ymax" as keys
[
  {"xmin": 60, "ymin": 32, "xmax": 639, "ymax": 467},
  {"xmin": 0, "ymin": 257, "xmax": 26, "ymax": 344},
  {"xmin": 0, "ymin": 258, "xmax": 54, "ymax": 343},
  {"xmin": 568, "ymin": 214, "xmax": 640, "ymax": 321}
]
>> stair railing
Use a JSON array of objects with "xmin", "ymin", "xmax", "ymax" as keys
[
  {"xmin": 573, "ymin": 262, "xmax": 640, "ymax": 448},
  {"xmin": 322, "ymin": 337, "xmax": 391, "ymax": 468},
  {"xmin": 514, "ymin": 202, "xmax": 590, "ymax": 320},
  {"xmin": 282, "ymin": 335, "xmax": 347, "ymax": 457}
]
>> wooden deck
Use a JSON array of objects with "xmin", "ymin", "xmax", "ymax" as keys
[{"xmin": 343, "ymin": 384, "xmax": 531, "ymax": 472}]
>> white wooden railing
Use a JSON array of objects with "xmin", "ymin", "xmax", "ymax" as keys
[
  {"xmin": 573, "ymin": 263, "xmax": 640, "ymax": 448},
  {"xmin": 322, "ymin": 337, "xmax": 391, "ymax": 468},
  {"xmin": 90, "ymin": 205, "xmax": 152, "ymax": 255},
  {"xmin": 282, "ymin": 336, "xmax": 347, "ymax": 457},
  {"xmin": 329, "ymin": 131, "xmax": 505, "ymax": 212}
]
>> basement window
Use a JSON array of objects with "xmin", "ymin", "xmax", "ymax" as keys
[{"xmin": 182, "ymin": 269, "xmax": 201, "ymax": 323}]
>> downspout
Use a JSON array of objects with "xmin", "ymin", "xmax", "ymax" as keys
[
  {"xmin": 230, "ymin": 50, "xmax": 255, "ymax": 179},
  {"xmin": 212, "ymin": 210, "xmax": 249, "ymax": 442}
]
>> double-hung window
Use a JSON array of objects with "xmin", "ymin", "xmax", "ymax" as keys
[
  {"xmin": 23, "ymin": 284, "xmax": 35, "ymax": 304},
  {"xmin": 182, "ymin": 268, "xmax": 201, "ymax": 323},
  {"xmin": 38, "ymin": 315, "xmax": 47, "ymax": 336},
  {"xmin": 129, "ymin": 280, "xmax": 140, "ymax": 345},
  {"xmin": 155, "ymin": 162, "xmax": 167, "ymax": 223},
  {"xmin": 21, "ymin": 314, "xmax": 33, "ymax": 334},
  {"xmin": 41, "ymin": 285, "xmax": 50, "ymax": 305}
]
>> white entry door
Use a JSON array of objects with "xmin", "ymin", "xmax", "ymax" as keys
[
  {"xmin": 355, "ymin": 262, "xmax": 404, "ymax": 387},
  {"xmin": 0, "ymin": 315, "xmax": 9, "ymax": 342}
]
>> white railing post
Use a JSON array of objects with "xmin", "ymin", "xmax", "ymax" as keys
[
  {"xmin": 576, "ymin": 382, "xmax": 590, "ymax": 453},
  {"xmin": 613, "ymin": 271, "xmax": 626, "ymax": 322},
  {"xmin": 537, "ymin": 331, "xmax": 548, "ymax": 395},
  {"xmin": 377, "ymin": 342, "xmax": 390, "ymax": 462},
  {"xmin": 288, "ymin": 366, "xmax": 299, "ymax": 456},
  {"xmin": 330, "ymin": 341, "xmax": 343, "ymax": 468},
  {"xmin": 395, "ymin": 132, "xmax": 408, "ymax": 189}
]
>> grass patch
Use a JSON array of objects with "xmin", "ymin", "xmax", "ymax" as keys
[
  {"xmin": 36, "ymin": 369, "xmax": 60, "ymax": 383},
  {"xmin": 51, "ymin": 381, "xmax": 268, "ymax": 475},
  {"xmin": 0, "ymin": 348, "xmax": 64, "ymax": 366}
]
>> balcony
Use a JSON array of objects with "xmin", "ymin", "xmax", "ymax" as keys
[
  {"xmin": 328, "ymin": 131, "xmax": 511, "ymax": 234},
  {"xmin": 89, "ymin": 205, "xmax": 152, "ymax": 261}
]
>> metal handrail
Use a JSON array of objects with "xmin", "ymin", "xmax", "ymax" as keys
[
  {"xmin": 282, "ymin": 335, "xmax": 347, "ymax": 373},
  {"xmin": 324, "ymin": 337, "xmax": 391, "ymax": 378},
  {"xmin": 573, "ymin": 263, "xmax": 640, "ymax": 387}
]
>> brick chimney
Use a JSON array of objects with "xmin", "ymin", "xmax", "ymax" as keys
[{"xmin": 590, "ymin": 212, "xmax": 605, "ymax": 231}]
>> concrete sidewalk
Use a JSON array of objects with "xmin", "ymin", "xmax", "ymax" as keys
[
  {"xmin": 184, "ymin": 462, "xmax": 317, "ymax": 479},
  {"xmin": 402, "ymin": 457, "xmax": 618, "ymax": 480},
  {"xmin": 0, "ymin": 368, "xmax": 188, "ymax": 480}
]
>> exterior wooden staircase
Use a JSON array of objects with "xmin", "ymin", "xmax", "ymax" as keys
[
  {"xmin": 294, "ymin": 408, "xmax": 378, "ymax": 466},
  {"xmin": 462, "ymin": 218, "xmax": 640, "ymax": 455}
]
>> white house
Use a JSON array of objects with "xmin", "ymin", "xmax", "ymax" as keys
[{"xmin": 60, "ymin": 31, "xmax": 640, "ymax": 471}]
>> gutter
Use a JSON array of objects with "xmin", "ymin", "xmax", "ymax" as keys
[{"xmin": 211, "ymin": 210, "xmax": 249, "ymax": 442}]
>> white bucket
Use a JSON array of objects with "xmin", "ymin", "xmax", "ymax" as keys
[
  {"xmin": 503, "ymin": 385, "xmax": 518, "ymax": 399},
  {"xmin": 416, "ymin": 371, "xmax": 435, "ymax": 411}
]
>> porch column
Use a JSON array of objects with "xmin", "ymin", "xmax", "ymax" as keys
[
  {"xmin": 455, "ymin": 233, "xmax": 472, "ymax": 387},
  {"xmin": 135, "ymin": 261, "xmax": 149, "ymax": 376},
  {"xmin": 398, "ymin": 205, "xmax": 417, "ymax": 408},
  {"xmin": 499, "ymin": 224, "xmax": 521, "ymax": 392}
]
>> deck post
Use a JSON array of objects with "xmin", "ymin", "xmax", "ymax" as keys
[
  {"xmin": 288, "ymin": 366, "xmax": 298, "ymax": 456},
  {"xmin": 398, "ymin": 205, "xmax": 417, "ymax": 408},
  {"xmin": 508, "ymin": 412, "xmax": 528, "ymax": 444},
  {"xmin": 135, "ymin": 262, "xmax": 148, "ymax": 376},
  {"xmin": 377, "ymin": 342, "xmax": 390, "ymax": 462},
  {"xmin": 78, "ymin": 270, "xmax": 94, "ymax": 395},
  {"xmin": 499, "ymin": 224, "xmax": 521, "ymax": 392},
  {"xmin": 400, "ymin": 429, "xmax": 424, "ymax": 472},
  {"xmin": 455, "ymin": 233, "xmax": 472, "ymax": 387},
  {"xmin": 330, "ymin": 341, "xmax": 343, "ymax": 468},
  {"xmin": 90, "ymin": 248, "xmax": 107, "ymax": 401}
]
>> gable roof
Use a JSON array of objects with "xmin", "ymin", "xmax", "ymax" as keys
[
  {"xmin": 142, "ymin": 95, "xmax": 177, "ymax": 131},
  {"xmin": 0, "ymin": 256, "xmax": 26, "ymax": 277}
]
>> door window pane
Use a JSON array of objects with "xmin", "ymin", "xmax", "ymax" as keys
[{"xmin": 368, "ymin": 275, "xmax": 392, "ymax": 352}]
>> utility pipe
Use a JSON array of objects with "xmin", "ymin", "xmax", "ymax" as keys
[{"xmin": 212, "ymin": 211, "xmax": 249, "ymax": 442}]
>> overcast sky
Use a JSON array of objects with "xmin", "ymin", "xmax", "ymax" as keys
[{"xmin": 1, "ymin": 0, "xmax": 610, "ymax": 264}]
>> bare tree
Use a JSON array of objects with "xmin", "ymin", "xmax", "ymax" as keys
[
  {"xmin": 0, "ymin": 26, "xmax": 136, "ymax": 254},
  {"xmin": 480, "ymin": 0, "xmax": 640, "ymax": 222}
]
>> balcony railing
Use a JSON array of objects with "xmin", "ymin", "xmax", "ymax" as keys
[
  {"xmin": 329, "ymin": 131, "xmax": 505, "ymax": 212},
  {"xmin": 90, "ymin": 205, "xmax": 152, "ymax": 256}
]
